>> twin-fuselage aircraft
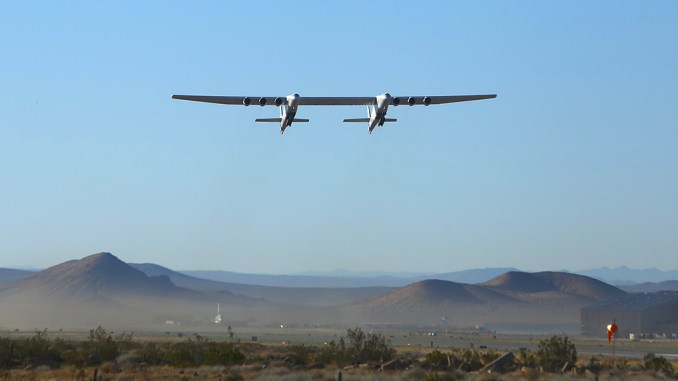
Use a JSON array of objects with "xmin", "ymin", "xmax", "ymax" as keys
[{"xmin": 172, "ymin": 92, "xmax": 496, "ymax": 134}]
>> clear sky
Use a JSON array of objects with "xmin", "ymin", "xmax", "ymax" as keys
[{"xmin": 1, "ymin": 1, "xmax": 677, "ymax": 274}]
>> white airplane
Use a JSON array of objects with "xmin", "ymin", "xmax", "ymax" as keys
[{"xmin": 172, "ymin": 92, "xmax": 496, "ymax": 134}]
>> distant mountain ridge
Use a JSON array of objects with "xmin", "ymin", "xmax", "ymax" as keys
[
  {"xmin": 619, "ymin": 280, "xmax": 678, "ymax": 293},
  {"xmin": 576, "ymin": 266, "xmax": 678, "ymax": 285},
  {"xmin": 130, "ymin": 263, "xmax": 392, "ymax": 306},
  {"xmin": 0, "ymin": 268, "xmax": 35, "ymax": 286},
  {"xmin": 181, "ymin": 267, "xmax": 519, "ymax": 288},
  {"xmin": 343, "ymin": 271, "xmax": 626, "ymax": 327},
  {"xmin": 0, "ymin": 252, "xmax": 630, "ymax": 332},
  {"xmin": 3, "ymin": 262, "xmax": 678, "ymax": 290}
]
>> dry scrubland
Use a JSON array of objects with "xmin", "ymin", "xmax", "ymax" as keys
[{"xmin": 1, "ymin": 327, "xmax": 677, "ymax": 380}]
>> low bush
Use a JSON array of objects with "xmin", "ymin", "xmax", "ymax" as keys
[
  {"xmin": 535, "ymin": 335, "xmax": 577, "ymax": 372},
  {"xmin": 344, "ymin": 327, "xmax": 396, "ymax": 365},
  {"xmin": 425, "ymin": 350, "xmax": 450, "ymax": 370},
  {"xmin": 643, "ymin": 352, "xmax": 673, "ymax": 374}
]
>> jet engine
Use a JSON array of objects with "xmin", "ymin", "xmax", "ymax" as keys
[
  {"xmin": 407, "ymin": 97, "xmax": 416, "ymax": 106},
  {"xmin": 258, "ymin": 97, "xmax": 267, "ymax": 106},
  {"xmin": 274, "ymin": 97, "xmax": 283, "ymax": 106},
  {"xmin": 243, "ymin": 97, "xmax": 251, "ymax": 106},
  {"xmin": 392, "ymin": 97, "xmax": 401, "ymax": 106},
  {"xmin": 423, "ymin": 96, "xmax": 432, "ymax": 106}
]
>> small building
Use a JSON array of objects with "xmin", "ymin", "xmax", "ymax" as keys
[{"xmin": 581, "ymin": 291, "xmax": 678, "ymax": 337}]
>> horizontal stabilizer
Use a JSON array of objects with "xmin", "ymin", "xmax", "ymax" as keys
[
  {"xmin": 343, "ymin": 118, "xmax": 397, "ymax": 123},
  {"xmin": 255, "ymin": 118, "xmax": 309, "ymax": 123}
]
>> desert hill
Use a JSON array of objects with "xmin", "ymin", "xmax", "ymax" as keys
[
  {"xmin": 483, "ymin": 271, "xmax": 626, "ymax": 300},
  {"xmin": 0, "ymin": 253, "xmax": 270, "ymax": 330},
  {"xmin": 0, "ymin": 254, "xmax": 629, "ymax": 333},
  {"xmin": 337, "ymin": 272, "xmax": 626, "ymax": 328},
  {"xmin": 5, "ymin": 253, "xmax": 179, "ymax": 299}
]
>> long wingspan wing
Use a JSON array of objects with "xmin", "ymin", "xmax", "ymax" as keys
[
  {"xmin": 172, "ymin": 95, "xmax": 252, "ymax": 105},
  {"xmin": 394, "ymin": 95, "xmax": 497, "ymax": 105},
  {"xmin": 172, "ymin": 94, "xmax": 497, "ymax": 106},
  {"xmin": 171, "ymin": 95, "xmax": 376, "ymax": 106},
  {"xmin": 299, "ymin": 97, "xmax": 375, "ymax": 106}
]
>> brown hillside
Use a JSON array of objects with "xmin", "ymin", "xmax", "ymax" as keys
[
  {"xmin": 484, "ymin": 271, "xmax": 626, "ymax": 301},
  {"xmin": 374, "ymin": 279, "xmax": 510, "ymax": 305},
  {"xmin": 6, "ymin": 252, "xmax": 177, "ymax": 298},
  {"xmin": 0, "ymin": 253, "xmax": 273, "ymax": 330},
  {"xmin": 342, "ymin": 272, "xmax": 625, "ymax": 327}
]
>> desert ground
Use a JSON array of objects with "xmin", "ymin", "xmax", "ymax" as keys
[{"xmin": 2, "ymin": 325, "xmax": 677, "ymax": 380}]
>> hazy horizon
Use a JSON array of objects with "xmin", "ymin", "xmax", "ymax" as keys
[
  {"xmin": 2, "ymin": 2, "xmax": 677, "ymax": 274},
  {"xmin": 4, "ymin": 253, "xmax": 678, "ymax": 277}
]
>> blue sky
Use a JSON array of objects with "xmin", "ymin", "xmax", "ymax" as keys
[{"xmin": 1, "ymin": 1, "xmax": 677, "ymax": 273}]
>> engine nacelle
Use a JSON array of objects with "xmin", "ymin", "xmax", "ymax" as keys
[
  {"xmin": 243, "ymin": 97, "xmax": 251, "ymax": 106},
  {"xmin": 423, "ymin": 96, "xmax": 432, "ymax": 106},
  {"xmin": 258, "ymin": 97, "xmax": 267, "ymax": 106},
  {"xmin": 274, "ymin": 97, "xmax": 283, "ymax": 106},
  {"xmin": 392, "ymin": 97, "xmax": 401, "ymax": 106},
  {"xmin": 407, "ymin": 97, "xmax": 416, "ymax": 106}
]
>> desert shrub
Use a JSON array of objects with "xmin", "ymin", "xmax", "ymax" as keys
[
  {"xmin": 204, "ymin": 341, "xmax": 245, "ymax": 366},
  {"xmin": 344, "ymin": 327, "xmax": 395, "ymax": 365},
  {"xmin": 480, "ymin": 350, "xmax": 501, "ymax": 366},
  {"xmin": 514, "ymin": 348, "xmax": 536, "ymax": 368},
  {"xmin": 425, "ymin": 350, "xmax": 450, "ymax": 370},
  {"xmin": 0, "ymin": 338, "xmax": 14, "ymax": 369},
  {"xmin": 39, "ymin": 326, "xmax": 134, "ymax": 367},
  {"xmin": 643, "ymin": 352, "xmax": 673, "ymax": 374},
  {"xmin": 9, "ymin": 329, "xmax": 63, "ymax": 368},
  {"xmin": 284, "ymin": 344, "xmax": 315, "ymax": 367},
  {"xmin": 535, "ymin": 335, "xmax": 577, "ymax": 372},
  {"xmin": 165, "ymin": 336, "xmax": 245, "ymax": 367},
  {"xmin": 455, "ymin": 349, "xmax": 482, "ymax": 371},
  {"xmin": 24, "ymin": 330, "xmax": 62, "ymax": 367},
  {"xmin": 138, "ymin": 342, "xmax": 166, "ymax": 365},
  {"xmin": 0, "ymin": 337, "xmax": 20, "ymax": 369},
  {"xmin": 312, "ymin": 339, "xmax": 349, "ymax": 366},
  {"xmin": 586, "ymin": 355, "xmax": 603, "ymax": 372},
  {"xmin": 166, "ymin": 342, "xmax": 196, "ymax": 367},
  {"xmin": 72, "ymin": 326, "xmax": 124, "ymax": 363}
]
